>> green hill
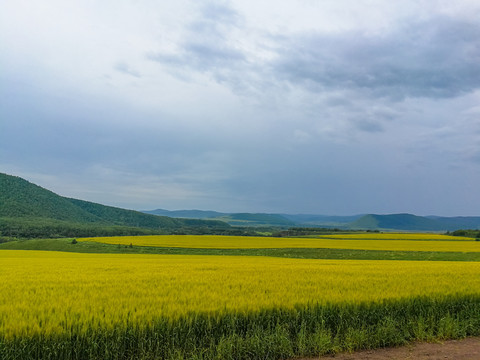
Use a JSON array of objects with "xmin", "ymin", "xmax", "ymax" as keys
[
  {"xmin": 0, "ymin": 173, "xmax": 101, "ymax": 223},
  {"xmin": 350, "ymin": 213, "xmax": 446, "ymax": 231},
  {"xmin": 0, "ymin": 173, "xmax": 229, "ymax": 238}
]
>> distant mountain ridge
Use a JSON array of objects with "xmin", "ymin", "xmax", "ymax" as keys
[
  {"xmin": 144, "ymin": 209, "xmax": 295, "ymax": 226},
  {"xmin": 280, "ymin": 214, "xmax": 364, "ymax": 226},
  {"xmin": 350, "ymin": 213, "xmax": 445, "ymax": 231},
  {"xmin": 2, "ymin": 172, "xmax": 479, "ymax": 235},
  {"xmin": 145, "ymin": 209, "xmax": 480, "ymax": 231},
  {"xmin": 145, "ymin": 209, "xmax": 225, "ymax": 219}
]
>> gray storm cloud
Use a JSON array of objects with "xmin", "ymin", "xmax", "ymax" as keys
[
  {"xmin": 1, "ymin": 0, "xmax": 480, "ymax": 215},
  {"xmin": 151, "ymin": 12, "xmax": 480, "ymax": 101},
  {"xmin": 273, "ymin": 16, "xmax": 480, "ymax": 99}
]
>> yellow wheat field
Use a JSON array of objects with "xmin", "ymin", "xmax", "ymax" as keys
[
  {"xmin": 79, "ymin": 234, "xmax": 479, "ymax": 252},
  {"xmin": 1, "ymin": 250, "xmax": 480, "ymax": 339},
  {"xmin": 316, "ymin": 233, "xmax": 472, "ymax": 240}
]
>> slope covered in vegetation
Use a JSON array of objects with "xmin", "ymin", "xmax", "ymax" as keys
[{"xmin": 0, "ymin": 173, "xmax": 229, "ymax": 238}]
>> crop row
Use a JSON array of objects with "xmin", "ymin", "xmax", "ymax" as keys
[
  {"xmin": 2, "ymin": 296, "xmax": 480, "ymax": 360},
  {"xmin": 78, "ymin": 234, "xmax": 479, "ymax": 252}
]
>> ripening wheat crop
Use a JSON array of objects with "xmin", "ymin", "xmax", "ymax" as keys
[
  {"xmin": 1, "ymin": 250, "xmax": 480, "ymax": 341},
  {"xmin": 315, "ymin": 233, "xmax": 472, "ymax": 240},
  {"xmin": 79, "ymin": 234, "xmax": 480, "ymax": 252}
]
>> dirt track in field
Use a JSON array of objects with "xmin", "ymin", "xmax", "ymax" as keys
[{"xmin": 306, "ymin": 337, "xmax": 480, "ymax": 360}]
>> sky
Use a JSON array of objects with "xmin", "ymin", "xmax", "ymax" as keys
[{"xmin": 1, "ymin": 0, "xmax": 480, "ymax": 216}]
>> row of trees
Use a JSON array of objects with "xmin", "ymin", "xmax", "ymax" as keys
[
  {"xmin": 273, "ymin": 227, "xmax": 361, "ymax": 237},
  {"xmin": 447, "ymin": 229, "xmax": 480, "ymax": 239},
  {"xmin": 0, "ymin": 217, "xmax": 270, "ymax": 240}
]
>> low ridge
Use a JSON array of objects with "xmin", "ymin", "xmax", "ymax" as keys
[{"xmin": 0, "ymin": 173, "xmax": 230, "ymax": 238}]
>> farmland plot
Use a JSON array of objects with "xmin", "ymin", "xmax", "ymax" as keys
[{"xmin": 1, "ymin": 249, "xmax": 480, "ymax": 359}]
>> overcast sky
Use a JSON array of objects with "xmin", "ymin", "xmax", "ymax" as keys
[{"xmin": 1, "ymin": 0, "xmax": 480, "ymax": 216}]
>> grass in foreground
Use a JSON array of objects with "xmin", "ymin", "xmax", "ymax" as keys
[{"xmin": 1, "ymin": 250, "xmax": 480, "ymax": 359}]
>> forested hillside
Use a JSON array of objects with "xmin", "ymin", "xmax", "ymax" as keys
[{"xmin": 0, "ymin": 173, "xmax": 230, "ymax": 238}]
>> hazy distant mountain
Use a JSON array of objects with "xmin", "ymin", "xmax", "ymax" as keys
[
  {"xmin": 144, "ymin": 209, "xmax": 295, "ymax": 226},
  {"xmin": 281, "ymin": 214, "xmax": 364, "ymax": 226},
  {"xmin": 349, "ymin": 214, "xmax": 444, "ymax": 231},
  {"xmin": 225, "ymin": 213, "xmax": 295, "ymax": 226},
  {"xmin": 0, "ymin": 173, "xmax": 229, "ymax": 238},
  {"xmin": 350, "ymin": 213, "xmax": 480, "ymax": 231},
  {"xmin": 145, "ymin": 208, "xmax": 480, "ymax": 231},
  {"xmin": 426, "ymin": 216, "xmax": 480, "ymax": 229},
  {"xmin": 145, "ymin": 209, "xmax": 226, "ymax": 219}
]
